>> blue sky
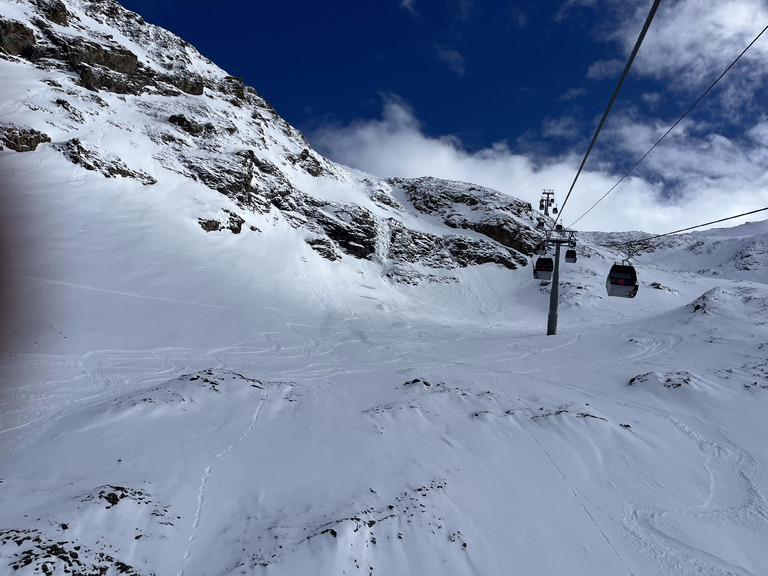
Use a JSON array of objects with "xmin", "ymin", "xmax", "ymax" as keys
[
  {"xmin": 118, "ymin": 0, "xmax": 768, "ymax": 232},
  {"xmin": 119, "ymin": 0, "xmax": 648, "ymax": 150}
]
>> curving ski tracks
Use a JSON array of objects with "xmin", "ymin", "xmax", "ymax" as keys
[
  {"xmin": 620, "ymin": 418, "xmax": 768, "ymax": 576},
  {"xmin": 177, "ymin": 385, "xmax": 269, "ymax": 576}
]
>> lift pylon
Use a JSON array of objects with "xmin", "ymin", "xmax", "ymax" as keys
[
  {"xmin": 534, "ymin": 225, "xmax": 578, "ymax": 336},
  {"xmin": 539, "ymin": 189, "xmax": 557, "ymax": 217}
]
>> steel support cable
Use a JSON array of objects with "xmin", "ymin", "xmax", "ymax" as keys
[
  {"xmin": 568, "ymin": 24, "xmax": 768, "ymax": 229},
  {"xmin": 617, "ymin": 206, "xmax": 768, "ymax": 249},
  {"xmin": 557, "ymin": 0, "xmax": 662, "ymax": 223}
]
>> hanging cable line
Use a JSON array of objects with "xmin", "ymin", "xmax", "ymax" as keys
[
  {"xmin": 593, "ymin": 206, "xmax": 767, "ymax": 303},
  {"xmin": 568, "ymin": 24, "xmax": 768, "ymax": 229},
  {"xmin": 614, "ymin": 206, "xmax": 768, "ymax": 249},
  {"xmin": 557, "ymin": 0, "xmax": 662, "ymax": 223}
]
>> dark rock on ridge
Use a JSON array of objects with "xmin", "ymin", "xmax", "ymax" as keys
[
  {"xmin": 0, "ymin": 123, "xmax": 51, "ymax": 152},
  {"xmin": 183, "ymin": 149, "xmax": 295, "ymax": 214},
  {"xmin": 0, "ymin": 19, "xmax": 36, "ymax": 57},
  {"xmin": 198, "ymin": 211, "xmax": 246, "ymax": 234},
  {"xmin": 54, "ymin": 138, "xmax": 157, "ymax": 185},
  {"xmin": 390, "ymin": 176, "xmax": 539, "ymax": 257},
  {"xmin": 36, "ymin": 0, "xmax": 73, "ymax": 26},
  {"xmin": 169, "ymin": 114, "xmax": 212, "ymax": 136},
  {"xmin": 287, "ymin": 148, "xmax": 327, "ymax": 178},
  {"xmin": 3, "ymin": 0, "xmax": 548, "ymax": 285},
  {"xmin": 68, "ymin": 37, "xmax": 138, "ymax": 75}
]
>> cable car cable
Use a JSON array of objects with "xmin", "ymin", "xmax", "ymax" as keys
[
  {"xmin": 568, "ymin": 24, "xmax": 768, "ymax": 229},
  {"xmin": 638, "ymin": 206, "xmax": 768, "ymax": 242},
  {"xmin": 563, "ymin": 206, "xmax": 768, "ymax": 258},
  {"xmin": 605, "ymin": 206, "xmax": 768, "ymax": 253},
  {"xmin": 557, "ymin": 0, "xmax": 662, "ymax": 224},
  {"xmin": 602, "ymin": 206, "xmax": 767, "ymax": 298}
]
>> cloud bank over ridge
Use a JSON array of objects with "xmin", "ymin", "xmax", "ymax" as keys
[
  {"xmin": 310, "ymin": 0, "xmax": 768, "ymax": 233},
  {"xmin": 310, "ymin": 96, "xmax": 768, "ymax": 234}
]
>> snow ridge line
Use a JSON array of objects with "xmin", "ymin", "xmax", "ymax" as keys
[{"xmin": 177, "ymin": 384, "xmax": 269, "ymax": 576}]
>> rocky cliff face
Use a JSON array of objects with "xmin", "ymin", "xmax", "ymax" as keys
[{"xmin": 0, "ymin": 0, "xmax": 546, "ymax": 284}]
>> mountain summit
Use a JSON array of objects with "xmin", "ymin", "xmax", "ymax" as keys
[{"xmin": 1, "ymin": 0, "xmax": 543, "ymax": 287}]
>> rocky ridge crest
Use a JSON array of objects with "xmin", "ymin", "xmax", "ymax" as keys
[{"xmin": 0, "ymin": 0, "xmax": 546, "ymax": 283}]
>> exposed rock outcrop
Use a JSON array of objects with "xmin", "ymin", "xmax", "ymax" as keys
[
  {"xmin": 2, "ymin": 0, "xmax": 548, "ymax": 285},
  {"xmin": 198, "ymin": 210, "xmax": 247, "ymax": 234},
  {"xmin": 54, "ymin": 138, "xmax": 157, "ymax": 185},
  {"xmin": 0, "ymin": 123, "xmax": 51, "ymax": 152},
  {"xmin": 36, "ymin": 0, "xmax": 73, "ymax": 26},
  {"xmin": 391, "ymin": 177, "xmax": 539, "ymax": 257},
  {"xmin": 0, "ymin": 19, "xmax": 36, "ymax": 57}
]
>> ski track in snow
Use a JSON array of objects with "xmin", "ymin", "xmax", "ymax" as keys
[
  {"xmin": 3, "ymin": 3, "xmax": 768, "ymax": 572},
  {"xmin": 0, "ymin": 325, "xmax": 336, "ymax": 454},
  {"xmin": 3, "ymin": 272, "xmax": 272, "ymax": 317},
  {"xmin": 614, "ymin": 329, "xmax": 682, "ymax": 364},
  {"xmin": 0, "ymin": 348, "xmax": 208, "ymax": 453},
  {"xmin": 505, "ymin": 384, "xmax": 767, "ymax": 575},
  {"xmin": 2, "ymin": 314, "xmax": 767, "ymax": 575},
  {"xmin": 478, "ymin": 312, "xmax": 768, "ymax": 576},
  {"xmin": 490, "ymin": 372, "xmax": 638, "ymax": 576},
  {"xmin": 177, "ymin": 384, "xmax": 269, "ymax": 576},
  {"xmin": 1, "ymin": 263, "xmax": 767, "ymax": 573},
  {"xmin": 523, "ymin": 356, "xmax": 768, "ymax": 558},
  {"xmin": 535, "ymin": 368, "xmax": 768, "ymax": 576},
  {"xmin": 622, "ymin": 422, "xmax": 768, "ymax": 575}
]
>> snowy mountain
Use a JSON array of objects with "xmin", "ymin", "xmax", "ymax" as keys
[
  {"xmin": 0, "ymin": 0, "xmax": 540, "ymax": 283},
  {"xmin": 2, "ymin": 1, "xmax": 768, "ymax": 575}
]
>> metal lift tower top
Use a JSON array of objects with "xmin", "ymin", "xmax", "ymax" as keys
[{"xmin": 540, "ymin": 189, "xmax": 557, "ymax": 217}]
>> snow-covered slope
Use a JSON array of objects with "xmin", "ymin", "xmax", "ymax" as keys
[
  {"xmin": 2, "ymin": 1, "xmax": 768, "ymax": 575},
  {"xmin": 1, "ymin": 0, "xmax": 550, "ymax": 354}
]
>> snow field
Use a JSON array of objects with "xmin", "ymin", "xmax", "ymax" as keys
[
  {"xmin": 2, "ymin": 278, "xmax": 767, "ymax": 575},
  {"xmin": 2, "ymin": 0, "xmax": 768, "ymax": 571}
]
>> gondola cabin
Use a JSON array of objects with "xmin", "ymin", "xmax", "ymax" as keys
[
  {"xmin": 606, "ymin": 264, "xmax": 638, "ymax": 298},
  {"xmin": 565, "ymin": 249, "xmax": 577, "ymax": 263},
  {"xmin": 534, "ymin": 257, "xmax": 554, "ymax": 281}
]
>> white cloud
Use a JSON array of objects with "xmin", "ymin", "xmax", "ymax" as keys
[
  {"xmin": 605, "ymin": 0, "xmax": 768, "ymax": 92},
  {"xmin": 309, "ymin": 97, "xmax": 768, "ymax": 234},
  {"xmin": 433, "ymin": 44, "xmax": 467, "ymax": 76},
  {"xmin": 400, "ymin": 0, "xmax": 418, "ymax": 16},
  {"xmin": 641, "ymin": 92, "xmax": 661, "ymax": 109},
  {"xmin": 542, "ymin": 116, "xmax": 582, "ymax": 140},
  {"xmin": 600, "ymin": 111, "xmax": 766, "ymax": 190},
  {"xmin": 504, "ymin": 5, "xmax": 528, "ymax": 29},
  {"xmin": 587, "ymin": 59, "xmax": 624, "ymax": 81},
  {"xmin": 559, "ymin": 87, "xmax": 588, "ymax": 101},
  {"xmin": 747, "ymin": 116, "xmax": 768, "ymax": 145},
  {"xmin": 557, "ymin": 0, "xmax": 768, "ymax": 132}
]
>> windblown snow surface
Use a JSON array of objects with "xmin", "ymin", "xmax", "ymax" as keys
[
  {"xmin": 2, "ymin": 2, "xmax": 768, "ymax": 575},
  {"xmin": 3, "ymin": 152, "xmax": 768, "ymax": 576}
]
